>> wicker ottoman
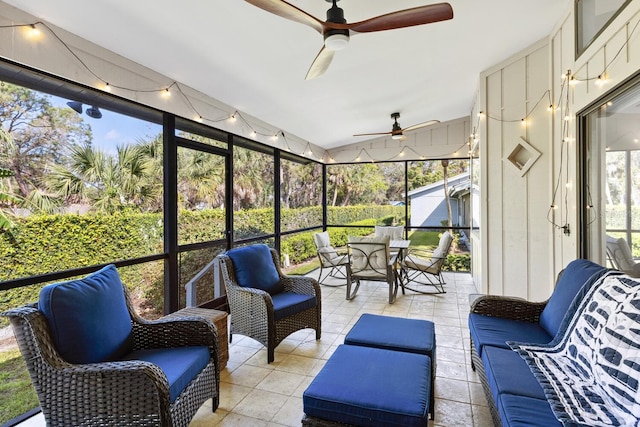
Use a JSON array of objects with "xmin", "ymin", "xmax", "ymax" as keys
[
  {"xmin": 344, "ymin": 313, "xmax": 436, "ymax": 419},
  {"xmin": 302, "ymin": 344, "xmax": 431, "ymax": 427}
]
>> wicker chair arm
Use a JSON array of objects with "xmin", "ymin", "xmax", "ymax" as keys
[
  {"xmin": 132, "ymin": 317, "xmax": 219, "ymax": 353},
  {"xmin": 281, "ymin": 275, "xmax": 320, "ymax": 296},
  {"xmin": 56, "ymin": 359, "xmax": 173, "ymax": 424},
  {"xmin": 470, "ymin": 295, "xmax": 547, "ymax": 322}
]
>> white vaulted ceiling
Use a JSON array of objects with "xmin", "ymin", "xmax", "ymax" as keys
[{"xmin": 3, "ymin": 0, "xmax": 570, "ymax": 149}]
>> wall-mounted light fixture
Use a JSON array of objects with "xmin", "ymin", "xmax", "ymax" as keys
[{"xmin": 66, "ymin": 101, "xmax": 102, "ymax": 119}]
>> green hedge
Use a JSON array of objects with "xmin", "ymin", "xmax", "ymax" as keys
[
  {"xmin": 0, "ymin": 212, "xmax": 163, "ymax": 308},
  {"xmin": 280, "ymin": 218, "xmax": 377, "ymax": 265},
  {"xmin": 0, "ymin": 205, "xmax": 403, "ymax": 319}
]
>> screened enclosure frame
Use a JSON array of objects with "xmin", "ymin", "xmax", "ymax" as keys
[{"xmin": 0, "ymin": 57, "xmax": 473, "ymax": 315}]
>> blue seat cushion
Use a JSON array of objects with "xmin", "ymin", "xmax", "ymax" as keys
[
  {"xmin": 226, "ymin": 244, "xmax": 284, "ymax": 295},
  {"xmin": 344, "ymin": 313, "xmax": 435, "ymax": 356},
  {"xmin": 38, "ymin": 264, "xmax": 133, "ymax": 364},
  {"xmin": 304, "ymin": 345, "xmax": 431, "ymax": 427},
  {"xmin": 539, "ymin": 259, "xmax": 607, "ymax": 338},
  {"xmin": 498, "ymin": 394, "xmax": 561, "ymax": 427},
  {"xmin": 481, "ymin": 346, "xmax": 546, "ymax": 401},
  {"xmin": 468, "ymin": 313, "xmax": 552, "ymax": 357},
  {"xmin": 272, "ymin": 292, "xmax": 317, "ymax": 321},
  {"xmin": 123, "ymin": 346, "xmax": 210, "ymax": 403}
]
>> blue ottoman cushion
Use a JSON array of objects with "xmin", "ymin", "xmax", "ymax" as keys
[
  {"xmin": 344, "ymin": 313, "xmax": 435, "ymax": 356},
  {"xmin": 303, "ymin": 345, "xmax": 431, "ymax": 427}
]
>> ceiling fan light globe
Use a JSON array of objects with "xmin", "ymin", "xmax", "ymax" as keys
[
  {"xmin": 392, "ymin": 133, "xmax": 403, "ymax": 140},
  {"xmin": 324, "ymin": 33, "xmax": 349, "ymax": 51}
]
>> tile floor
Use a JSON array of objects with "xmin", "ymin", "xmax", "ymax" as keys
[{"xmin": 19, "ymin": 270, "xmax": 492, "ymax": 427}]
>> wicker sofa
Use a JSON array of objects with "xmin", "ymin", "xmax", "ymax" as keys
[{"xmin": 468, "ymin": 259, "xmax": 610, "ymax": 427}]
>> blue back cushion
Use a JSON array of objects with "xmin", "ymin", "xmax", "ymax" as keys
[
  {"xmin": 539, "ymin": 258, "xmax": 607, "ymax": 337},
  {"xmin": 39, "ymin": 264, "xmax": 133, "ymax": 364},
  {"xmin": 227, "ymin": 244, "xmax": 283, "ymax": 295}
]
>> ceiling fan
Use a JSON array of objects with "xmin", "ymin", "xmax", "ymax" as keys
[
  {"xmin": 244, "ymin": 0, "xmax": 453, "ymax": 79},
  {"xmin": 354, "ymin": 112, "xmax": 440, "ymax": 140}
]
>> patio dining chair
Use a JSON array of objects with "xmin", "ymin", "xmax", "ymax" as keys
[
  {"xmin": 374, "ymin": 225, "xmax": 404, "ymax": 240},
  {"xmin": 346, "ymin": 235, "xmax": 399, "ymax": 304},
  {"xmin": 313, "ymin": 231, "xmax": 349, "ymax": 286},
  {"xmin": 398, "ymin": 231, "xmax": 453, "ymax": 294}
]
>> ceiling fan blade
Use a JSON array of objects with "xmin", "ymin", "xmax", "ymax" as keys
[
  {"xmin": 305, "ymin": 46, "xmax": 334, "ymax": 80},
  {"xmin": 345, "ymin": 3, "xmax": 453, "ymax": 33},
  {"xmin": 244, "ymin": 0, "xmax": 325, "ymax": 33},
  {"xmin": 403, "ymin": 120, "xmax": 441, "ymax": 132},
  {"xmin": 353, "ymin": 131, "xmax": 392, "ymax": 137}
]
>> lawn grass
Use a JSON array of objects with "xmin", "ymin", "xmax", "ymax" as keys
[
  {"xmin": 407, "ymin": 230, "xmax": 441, "ymax": 250},
  {"xmin": 285, "ymin": 258, "xmax": 320, "ymax": 276},
  {"xmin": 0, "ymin": 349, "xmax": 38, "ymax": 424}
]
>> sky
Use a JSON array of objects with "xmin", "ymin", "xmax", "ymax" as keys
[{"xmin": 49, "ymin": 94, "xmax": 162, "ymax": 155}]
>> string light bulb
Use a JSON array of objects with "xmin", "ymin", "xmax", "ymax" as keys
[
  {"xmin": 547, "ymin": 104, "xmax": 553, "ymax": 112},
  {"xmin": 28, "ymin": 24, "xmax": 41, "ymax": 38},
  {"xmin": 162, "ymin": 87, "xmax": 171, "ymax": 98},
  {"xmin": 228, "ymin": 114, "xmax": 236, "ymax": 123},
  {"xmin": 195, "ymin": 115, "xmax": 203, "ymax": 123}
]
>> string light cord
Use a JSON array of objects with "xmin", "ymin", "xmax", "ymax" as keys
[
  {"xmin": 1, "ymin": 21, "xmax": 322, "ymax": 156},
  {"xmin": 484, "ymin": 89, "xmax": 552, "ymax": 123},
  {"xmin": 571, "ymin": 17, "xmax": 640, "ymax": 83}
]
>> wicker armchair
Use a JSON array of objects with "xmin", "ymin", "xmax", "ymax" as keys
[
  {"xmin": 1, "ymin": 265, "xmax": 219, "ymax": 427},
  {"xmin": 218, "ymin": 244, "xmax": 321, "ymax": 363}
]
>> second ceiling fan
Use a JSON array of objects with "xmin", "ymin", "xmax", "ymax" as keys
[
  {"xmin": 244, "ymin": 0, "xmax": 454, "ymax": 79},
  {"xmin": 354, "ymin": 112, "xmax": 440, "ymax": 141}
]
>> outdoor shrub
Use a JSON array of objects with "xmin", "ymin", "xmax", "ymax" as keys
[{"xmin": 444, "ymin": 254, "xmax": 471, "ymax": 271}]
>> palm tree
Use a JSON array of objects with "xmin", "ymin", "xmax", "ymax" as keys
[
  {"xmin": 0, "ymin": 167, "xmax": 19, "ymax": 230},
  {"xmin": 46, "ymin": 142, "xmax": 162, "ymax": 213}
]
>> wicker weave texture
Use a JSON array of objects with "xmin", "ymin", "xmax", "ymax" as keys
[
  {"xmin": 218, "ymin": 247, "xmax": 321, "ymax": 363},
  {"xmin": 2, "ymin": 282, "xmax": 220, "ymax": 427}
]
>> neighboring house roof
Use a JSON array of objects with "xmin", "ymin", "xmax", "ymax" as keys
[
  {"xmin": 449, "ymin": 178, "xmax": 472, "ymax": 198},
  {"xmin": 407, "ymin": 172, "xmax": 471, "ymax": 199}
]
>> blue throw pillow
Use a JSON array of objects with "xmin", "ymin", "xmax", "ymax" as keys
[
  {"xmin": 538, "ymin": 258, "xmax": 607, "ymax": 338},
  {"xmin": 226, "ymin": 244, "xmax": 283, "ymax": 295},
  {"xmin": 39, "ymin": 264, "xmax": 134, "ymax": 364}
]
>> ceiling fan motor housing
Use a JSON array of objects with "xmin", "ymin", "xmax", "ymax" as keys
[{"xmin": 324, "ymin": 1, "xmax": 349, "ymax": 49}]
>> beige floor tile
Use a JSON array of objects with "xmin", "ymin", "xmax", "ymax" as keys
[
  {"xmin": 255, "ymin": 370, "xmax": 306, "ymax": 396},
  {"xmin": 232, "ymin": 389, "xmax": 289, "ymax": 421}
]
